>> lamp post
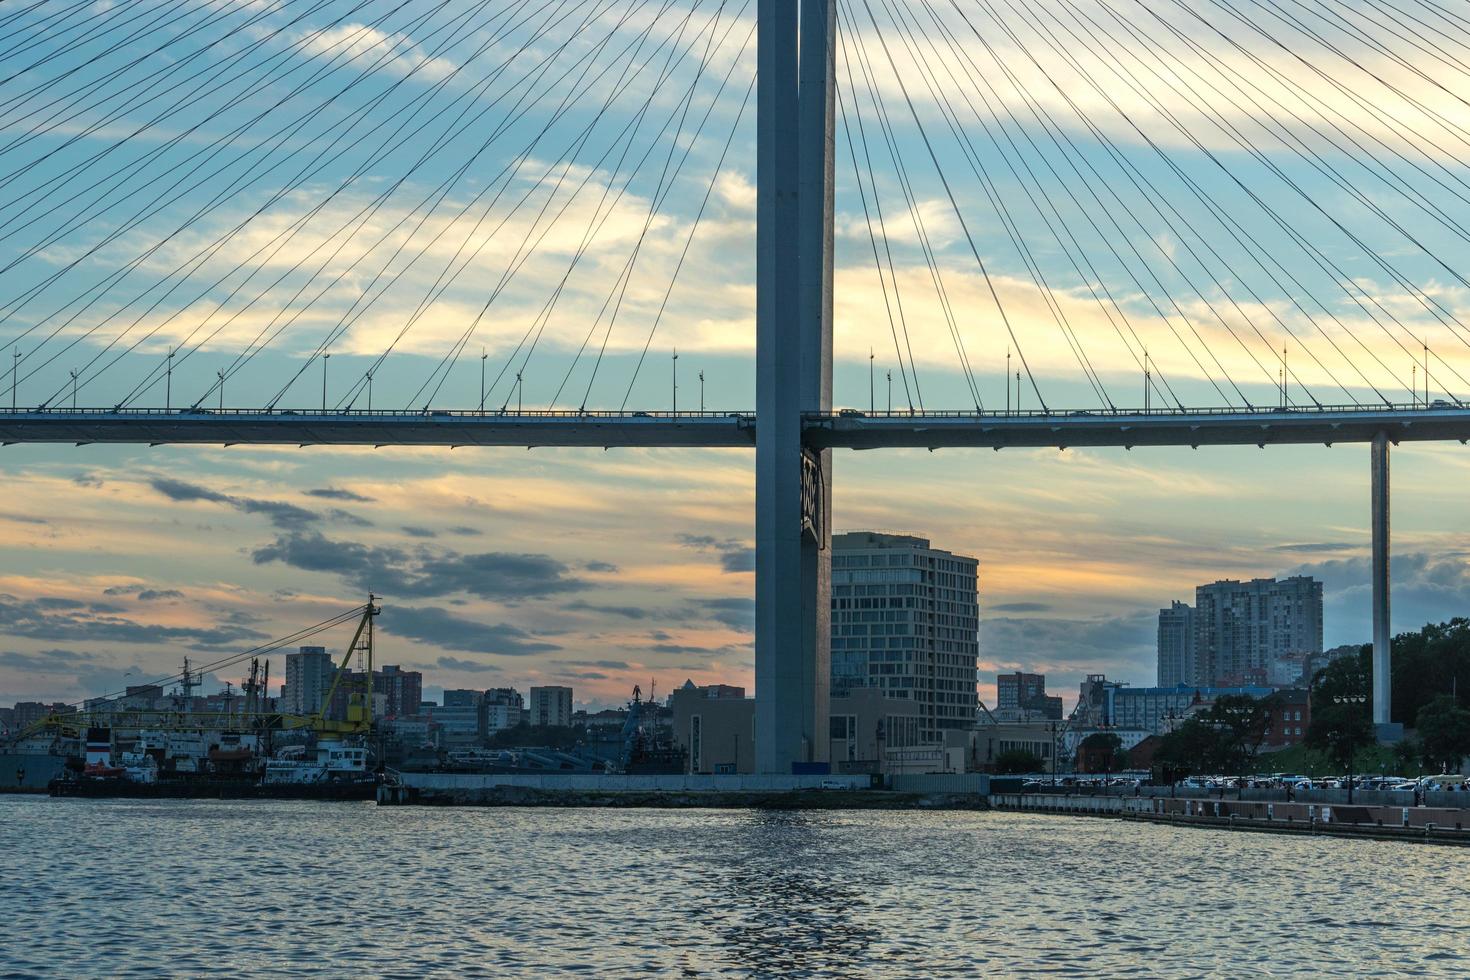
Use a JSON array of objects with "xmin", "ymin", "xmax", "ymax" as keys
[{"xmin": 1334, "ymin": 693, "xmax": 1368, "ymax": 803}]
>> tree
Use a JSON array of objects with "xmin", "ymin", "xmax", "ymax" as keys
[
  {"xmin": 1391, "ymin": 737, "xmax": 1424, "ymax": 776},
  {"xmin": 1389, "ymin": 619, "xmax": 1470, "ymax": 727},
  {"xmin": 1078, "ymin": 732, "xmax": 1125, "ymax": 773},
  {"xmin": 993, "ymin": 748, "xmax": 1044, "ymax": 775},
  {"xmin": 1416, "ymin": 695, "xmax": 1470, "ymax": 772},
  {"xmin": 1305, "ymin": 654, "xmax": 1375, "ymax": 773},
  {"xmin": 1152, "ymin": 694, "xmax": 1277, "ymax": 776}
]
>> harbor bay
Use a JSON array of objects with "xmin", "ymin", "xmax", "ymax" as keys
[{"xmin": 4, "ymin": 799, "xmax": 1468, "ymax": 978}]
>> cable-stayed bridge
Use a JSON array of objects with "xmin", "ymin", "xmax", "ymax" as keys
[{"xmin": 4, "ymin": 0, "xmax": 1470, "ymax": 768}]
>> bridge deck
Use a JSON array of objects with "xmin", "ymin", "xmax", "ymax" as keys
[{"xmin": 1, "ymin": 405, "xmax": 1468, "ymax": 449}]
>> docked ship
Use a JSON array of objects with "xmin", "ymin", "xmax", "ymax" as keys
[
  {"xmin": 618, "ymin": 685, "xmax": 686, "ymax": 775},
  {"xmin": 48, "ymin": 731, "xmax": 378, "ymax": 801},
  {"xmin": 36, "ymin": 601, "xmax": 385, "ymax": 802}
]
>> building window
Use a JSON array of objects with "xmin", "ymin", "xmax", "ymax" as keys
[{"xmin": 690, "ymin": 715, "xmax": 702, "ymax": 774}]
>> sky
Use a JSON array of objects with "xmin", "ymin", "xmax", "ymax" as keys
[{"xmin": 3, "ymin": 0, "xmax": 1470, "ymax": 712}]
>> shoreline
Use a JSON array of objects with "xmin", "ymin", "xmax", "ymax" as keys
[
  {"xmin": 379, "ymin": 785, "xmax": 988, "ymax": 809},
  {"xmin": 990, "ymin": 793, "xmax": 1470, "ymax": 846}
]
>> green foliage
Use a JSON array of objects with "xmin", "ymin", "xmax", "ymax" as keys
[
  {"xmin": 1416, "ymin": 695, "xmax": 1470, "ymax": 771},
  {"xmin": 1153, "ymin": 694, "xmax": 1279, "ymax": 775},
  {"xmin": 1081, "ymin": 731, "xmax": 1123, "ymax": 758},
  {"xmin": 993, "ymin": 748, "xmax": 1044, "ymax": 775},
  {"xmin": 1391, "ymin": 737, "xmax": 1424, "ymax": 775},
  {"xmin": 1390, "ymin": 619, "xmax": 1470, "ymax": 728},
  {"xmin": 1305, "ymin": 653, "xmax": 1375, "ymax": 771}
]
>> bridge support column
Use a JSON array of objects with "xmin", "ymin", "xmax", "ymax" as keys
[
  {"xmin": 755, "ymin": 0, "xmax": 833, "ymax": 773},
  {"xmin": 1370, "ymin": 432, "xmax": 1400, "ymax": 740}
]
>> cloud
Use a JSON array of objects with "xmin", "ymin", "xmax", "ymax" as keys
[
  {"xmin": 981, "ymin": 611, "xmax": 1158, "ymax": 689},
  {"xmin": 695, "ymin": 596, "xmax": 754, "ymax": 632},
  {"xmin": 1285, "ymin": 552, "xmax": 1470, "ymax": 646},
  {"xmin": 384, "ymin": 605, "xmax": 562, "ymax": 657},
  {"xmin": 989, "ymin": 602, "xmax": 1054, "ymax": 613},
  {"xmin": 584, "ymin": 560, "xmax": 618, "ymax": 573},
  {"xmin": 447, "ymin": 526, "xmax": 482, "ymax": 536},
  {"xmin": 401, "ymin": 526, "xmax": 437, "ymax": 538},
  {"xmin": 0, "ymin": 594, "xmax": 266, "ymax": 649},
  {"xmin": 1272, "ymin": 543, "xmax": 1358, "ymax": 553},
  {"xmin": 305, "ymin": 487, "xmax": 374, "ymax": 502},
  {"xmin": 136, "ymin": 590, "xmax": 183, "ymax": 602},
  {"xmin": 251, "ymin": 531, "xmax": 590, "ymax": 601},
  {"xmin": 565, "ymin": 600, "xmax": 651, "ymax": 619},
  {"xmin": 554, "ymin": 659, "xmax": 632, "ymax": 671},
  {"xmin": 678, "ymin": 534, "xmax": 755, "ymax": 574},
  {"xmin": 430, "ymin": 656, "xmax": 499, "ymax": 673},
  {"xmin": 150, "ymin": 477, "xmax": 319, "ymax": 529},
  {"xmin": 0, "ymin": 648, "xmax": 95, "ymax": 673}
]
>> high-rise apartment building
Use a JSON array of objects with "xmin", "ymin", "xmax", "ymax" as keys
[
  {"xmin": 830, "ymin": 532, "xmax": 980, "ymax": 743},
  {"xmin": 283, "ymin": 646, "xmax": 335, "ymax": 715},
  {"xmin": 374, "ymin": 665, "xmax": 422, "ymax": 719},
  {"xmin": 1156, "ymin": 601, "xmax": 1195, "ymax": 687},
  {"xmin": 1190, "ymin": 576, "xmax": 1323, "ymax": 686},
  {"xmin": 528, "ymin": 686, "xmax": 573, "ymax": 727}
]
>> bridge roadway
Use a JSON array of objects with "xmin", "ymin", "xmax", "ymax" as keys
[{"xmin": 2, "ymin": 403, "xmax": 1469, "ymax": 449}]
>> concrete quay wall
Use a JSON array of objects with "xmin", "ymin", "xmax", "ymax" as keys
[
  {"xmin": 380, "ymin": 771, "xmax": 996, "ymax": 807},
  {"xmin": 991, "ymin": 793, "xmax": 1470, "ymax": 844},
  {"xmin": 390, "ymin": 772, "xmax": 872, "ymax": 793}
]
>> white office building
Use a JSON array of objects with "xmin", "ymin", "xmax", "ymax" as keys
[{"xmin": 830, "ymin": 532, "xmax": 980, "ymax": 743}]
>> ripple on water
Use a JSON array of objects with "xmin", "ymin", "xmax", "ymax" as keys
[{"xmin": 0, "ymin": 801, "xmax": 1467, "ymax": 977}]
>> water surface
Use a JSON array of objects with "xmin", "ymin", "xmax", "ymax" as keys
[{"xmin": 2, "ymin": 798, "xmax": 1466, "ymax": 976}]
